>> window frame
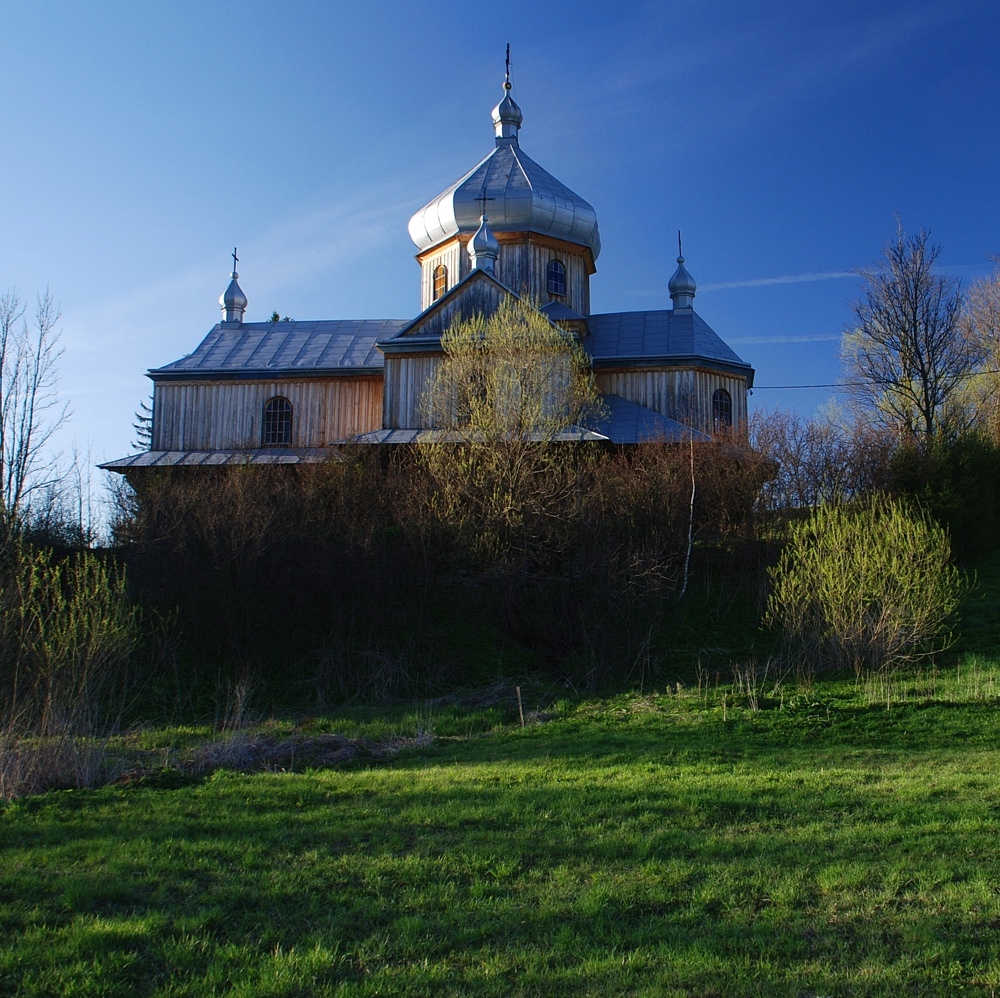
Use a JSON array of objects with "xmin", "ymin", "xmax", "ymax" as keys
[
  {"xmin": 432, "ymin": 264, "xmax": 448, "ymax": 301},
  {"xmin": 546, "ymin": 259, "xmax": 567, "ymax": 298},
  {"xmin": 262, "ymin": 395, "xmax": 293, "ymax": 446},
  {"xmin": 712, "ymin": 388, "xmax": 733, "ymax": 430}
]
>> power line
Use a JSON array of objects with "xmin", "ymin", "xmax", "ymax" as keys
[{"xmin": 753, "ymin": 369, "xmax": 1000, "ymax": 391}]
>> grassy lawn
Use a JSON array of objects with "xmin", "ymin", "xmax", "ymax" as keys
[{"xmin": 3, "ymin": 666, "xmax": 1000, "ymax": 996}]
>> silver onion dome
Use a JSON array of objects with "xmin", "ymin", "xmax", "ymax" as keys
[
  {"xmin": 220, "ymin": 253, "xmax": 248, "ymax": 323},
  {"xmin": 408, "ymin": 79, "xmax": 601, "ymax": 260},
  {"xmin": 468, "ymin": 213, "xmax": 500, "ymax": 273},
  {"xmin": 668, "ymin": 254, "xmax": 697, "ymax": 309},
  {"xmin": 491, "ymin": 84, "xmax": 523, "ymax": 141}
]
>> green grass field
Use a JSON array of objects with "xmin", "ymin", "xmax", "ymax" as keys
[
  {"xmin": 2, "ymin": 555, "xmax": 999, "ymax": 996},
  {"xmin": 4, "ymin": 668, "xmax": 1000, "ymax": 996}
]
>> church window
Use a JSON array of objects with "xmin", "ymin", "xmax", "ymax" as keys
[
  {"xmin": 712, "ymin": 388, "xmax": 732, "ymax": 430},
  {"xmin": 433, "ymin": 264, "xmax": 448, "ymax": 301},
  {"xmin": 262, "ymin": 396, "xmax": 293, "ymax": 446},
  {"xmin": 547, "ymin": 259, "xmax": 566, "ymax": 298}
]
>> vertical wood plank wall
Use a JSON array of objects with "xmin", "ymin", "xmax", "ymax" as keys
[
  {"xmin": 596, "ymin": 368, "xmax": 748, "ymax": 434},
  {"xmin": 420, "ymin": 236, "xmax": 592, "ymax": 315},
  {"xmin": 153, "ymin": 378, "xmax": 383, "ymax": 449},
  {"xmin": 495, "ymin": 240, "xmax": 590, "ymax": 316},
  {"xmin": 382, "ymin": 356, "xmax": 441, "ymax": 429},
  {"xmin": 419, "ymin": 242, "xmax": 464, "ymax": 311}
]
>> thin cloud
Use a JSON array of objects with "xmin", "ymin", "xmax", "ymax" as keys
[
  {"xmin": 729, "ymin": 334, "xmax": 841, "ymax": 345},
  {"xmin": 64, "ymin": 187, "xmax": 417, "ymax": 354},
  {"xmin": 701, "ymin": 271, "xmax": 854, "ymax": 291}
]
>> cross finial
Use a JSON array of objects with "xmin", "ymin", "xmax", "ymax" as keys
[
  {"xmin": 232, "ymin": 247, "xmax": 239, "ymax": 274},
  {"xmin": 504, "ymin": 43, "xmax": 511, "ymax": 90},
  {"xmin": 475, "ymin": 189, "xmax": 495, "ymax": 216},
  {"xmin": 677, "ymin": 231, "xmax": 683, "ymax": 260}
]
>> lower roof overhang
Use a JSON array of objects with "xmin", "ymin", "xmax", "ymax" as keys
[
  {"xmin": 100, "ymin": 448, "xmax": 343, "ymax": 471},
  {"xmin": 148, "ymin": 366, "xmax": 384, "ymax": 383}
]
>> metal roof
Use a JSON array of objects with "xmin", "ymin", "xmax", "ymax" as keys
[
  {"xmin": 408, "ymin": 141, "xmax": 601, "ymax": 259},
  {"xmin": 539, "ymin": 299, "xmax": 588, "ymax": 323},
  {"xmin": 587, "ymin": 309, "xmax": 754, "ymax": 383},
  {"xmin": 150, "ymin": 319, "xmax": 407, "ymax": 379},
  {"xmin": 587, "ymin": 394, "xmax": 711, "ymax": 444},
  {"xmin": 350, "ymin": 425, "xmax": 608, "ymax": 445},
  {"xmin": 100, "ymin": 448, "xmax": 342, "ymax": 471}
]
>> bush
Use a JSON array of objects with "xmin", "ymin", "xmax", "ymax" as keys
[
  {"xmin": 765, "ymin": 496, "xmax": 968, "ymax": 677},
  {"xmin": 0, "ymin": 537, "xmax": 144, "ymax": 797}
]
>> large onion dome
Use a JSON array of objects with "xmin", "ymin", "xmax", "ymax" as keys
[{"xmin": 407, "ymin": 79, "xmax": 601, "ymax": 260}]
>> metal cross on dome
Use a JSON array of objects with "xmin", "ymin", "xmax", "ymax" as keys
[
  {"xmin": 231, "ymin": 247, "xmax": 239, "ymax": 273},
  {"xmin": 475, "ymin": 190, "xmax": 495, "ymax": 217}
]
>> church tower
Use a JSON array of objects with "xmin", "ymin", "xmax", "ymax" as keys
[{"xmin": 407, "ymin": 60, "xmax": 600, "ymax": 315}]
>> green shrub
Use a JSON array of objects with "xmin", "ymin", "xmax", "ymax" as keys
[
  {"xmin": 0, "ymin": 538, "xmax": 144, "ymax": 796},
  {"xmin": 765, "ymin": 496, "xmax": 968, "ymax": 677}
]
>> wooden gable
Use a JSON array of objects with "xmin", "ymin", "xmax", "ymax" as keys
[
  {"xmin": 378, "ymin": 270, "xmax": 521, "ymax": 429},
  {"xmin": 383, "ymin": 269, "xmax": 519, "ymax": 352}
]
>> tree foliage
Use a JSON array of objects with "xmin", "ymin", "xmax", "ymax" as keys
[
  {"xmin": 843, "ymin": 224, "xmax": 971, "ymax": 445},
  {"xmin": 0, "ymin": 537, "xmax": 145, "ymax": 797},
  {"xmin": 419, "ymin": 297, "xmax": 601, "ymax": 562},
  {"xmin": 132, "ymin": 397, "xmax": 153, "ymax": 452},
  {"xmin": 765, "ymin": 496, "xmax": 967, "ymax": 677}
]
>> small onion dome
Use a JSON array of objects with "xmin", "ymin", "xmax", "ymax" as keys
[
  {"xmin": 468, "ymin": 213, "xmax": 500, "ymax": 273},
  {"xmin": 220, "ymin": 270, "xmax": 247, "ymax": 323},
  {"xmin": 669, "ymin": 254, "xmax": 697, "ymax": 309},
  {"xmin": 492, "ymin": 82, "xmax": 523, "ymax": 143}
]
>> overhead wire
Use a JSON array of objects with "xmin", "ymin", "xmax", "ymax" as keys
[{"xmin": 751, "ymin": 368, "xmax": 1000, "ymax": 391}]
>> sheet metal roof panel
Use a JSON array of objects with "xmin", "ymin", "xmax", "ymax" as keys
[
  {"xmin": 100, "ymin": 448, "xmax": 341, "ymax": 470},
  {"xmin": 587, "ymin": 394, "xmax": 711, "ymax": 444},
  {"xmin": 151, "ymin": 320, "xmax": 406, "ymax": 376},
  {"xmin": 538, "ymin": 300, "xmax": 587, "ymax": 322},
  {"xmin": 408, "ymin": 141, "xmax": 601, "ymax": 257},
  {"xmin": 350, "ymin": 426, "xmax": 607, "ymax": 445},
  {"xmin": 587, "ymin": 309, "xmax": 751, "ymax": 369}
]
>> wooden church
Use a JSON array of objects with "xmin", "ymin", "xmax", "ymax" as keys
[{"xmin": 103, "ymin": 69, "xmax": 754, "ymax": 472}]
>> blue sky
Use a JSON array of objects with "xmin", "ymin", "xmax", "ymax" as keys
[{"xmin": 1, "ymin": 0, "xmax": 997, "ymax": 468}]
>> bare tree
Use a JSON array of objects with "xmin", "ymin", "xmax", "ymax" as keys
[
  {"xmin": 751, "ymin": 408, "xmax": 895, "ymax": 511},
  {"xmin": 961, "ymin": 258, "xmax": 1000, "ymax": 443},
  {"xmin": 842, "ymin": 223, "xmax": 972, "ymax": 445},
  {"xmin": 0, "ymin": 289, "xmax": 69, "ymax": 523}
]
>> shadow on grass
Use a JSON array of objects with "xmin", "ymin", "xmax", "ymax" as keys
[{"xmin": 4, "ymin": 686, "xmax": 1000, "ymax": 994}]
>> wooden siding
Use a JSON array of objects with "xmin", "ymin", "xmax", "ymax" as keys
[
  {"xmin": 153, "ymin": 378, "xmax": 383, "ymax": 450},
  {"xmin": 596, "ymin": 368, "xmax": 748, "ymax": 435},
  {"xmin": 404, "ymin": 277, "xmax": 508, "ymax": 342},
  {"xmin": 382, "ymin": 356, "xmax": 441, "ymax": 429},
  {"xmin": 419, "ymin": 234, "xmax": 592, "ymax": 314},
  {"xmin": 494, "ymin": 235, "xmax": 591, "ymax": 316},
  {"xmin": 419, "ymin": 242, "xmax": 464, "ymax": 311}
]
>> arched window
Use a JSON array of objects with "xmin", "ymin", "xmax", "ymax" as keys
[
  {"xmin": 712, "ymin": 389, "xmax": 733, "ymax": 430},
  {"xmin": 262, "ymin": 396, "xmax": 292, "ymax": 446},
  {"xmin": 547, "ymin": 259, "xmax": 566, "ymax": 298},
  {"xmin": 433, "ymin": 264, "xmax": 448, "ymax": 301}
]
